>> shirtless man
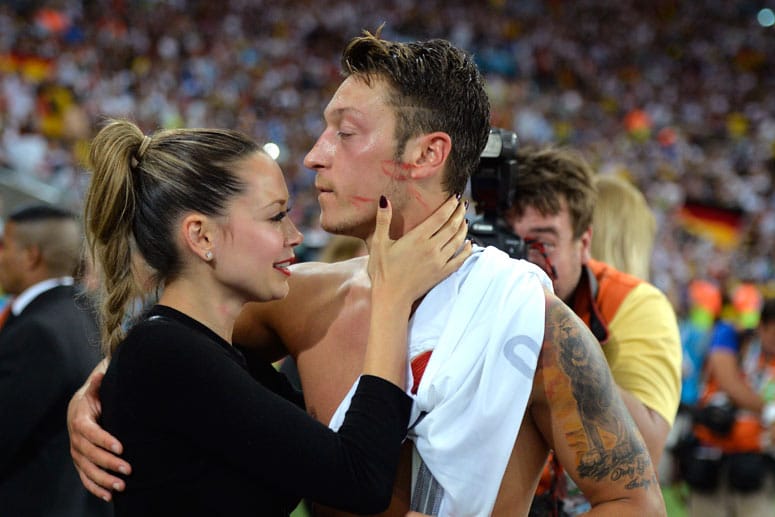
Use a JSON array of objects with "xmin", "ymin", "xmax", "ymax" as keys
[{"xmin": 68, "ymin": 31, "xmax": 665, "ymax": 515}]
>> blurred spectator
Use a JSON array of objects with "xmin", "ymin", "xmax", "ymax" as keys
[
  {"xmin": 2, "ymin": 119, "xmax": 48, "ymax": 176},
  {"xmin": 662, "ymin": 279, "xmax": 722, "ymax": 490},
  {"xmin": 680, "ymin": 280, "xmax": 723, "ymax": 408},
  {"xmin": 591, "ymin": 174, "xmax": 656, "ymax": 281},
  {"xmin": 681, "ymin": 285, "xmax": 775, "ymax": 516},
  {"xmin": 0, "ymin": 205, "xmax": 110, "ymax": 516}
]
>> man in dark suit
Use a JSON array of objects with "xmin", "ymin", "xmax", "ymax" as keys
[{"xmin": 0, "ymin": 205, "xmax": 111, "ymax": 516}]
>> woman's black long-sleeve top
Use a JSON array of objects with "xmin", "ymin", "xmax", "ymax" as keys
[{"xmin": 101, "ymin": 305, "xmax": 411, "ymax": 516}]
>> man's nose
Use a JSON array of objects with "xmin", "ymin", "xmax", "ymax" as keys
[
  {"xmin": 303, "ymin": 138, "xmax": 323, "ymax": 170},
  {"xmin": 303, "ymin": 133, "xmax": 333, "ymax": 170}
]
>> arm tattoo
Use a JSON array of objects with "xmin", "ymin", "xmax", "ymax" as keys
[{"xmin": 546, "ymin": 299, "xmax": 654, "ymax": 490}]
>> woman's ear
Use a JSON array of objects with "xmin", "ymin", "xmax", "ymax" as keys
[{"xmin": 182, "ymin": 214, "xmax": 215, "ymax": 262}]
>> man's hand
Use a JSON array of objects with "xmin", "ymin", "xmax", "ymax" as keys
[{"xmin": 67, "ymin": 362, "xmax": 131, "ymax": 501}]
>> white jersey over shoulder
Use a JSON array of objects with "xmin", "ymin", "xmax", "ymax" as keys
[{"xmin": 331, "ymin": 246, "xmax": 552, "ymax": 516}]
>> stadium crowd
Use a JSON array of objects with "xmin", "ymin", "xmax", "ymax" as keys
[{"xmin": 0, "ymin": 0, "xmax": 773, "ymax": 305}]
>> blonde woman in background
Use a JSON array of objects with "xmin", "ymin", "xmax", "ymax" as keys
[{"xmin": 591, "ymin": 174, "xmax": 657, "ymax": 281}]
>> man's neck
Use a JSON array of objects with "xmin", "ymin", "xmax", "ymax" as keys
[
  {"xmin": 566, "ymin": 268, "xmax": 588, "ymax": 306},
  {"xmin": 364, "ymin": 191, "xmax": 449, "ymax": 252}
]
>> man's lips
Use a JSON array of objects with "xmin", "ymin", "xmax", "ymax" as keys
[
  {"xmin": 315, "ymin": 182, "xmax": 334, "ymax": 194},
  {"xmin": 273, "ymin": 257, "xmax": 296, "ymax": 277}
]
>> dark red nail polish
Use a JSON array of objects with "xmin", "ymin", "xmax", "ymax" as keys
[{"xmin": 379, "ymin": 195, "xmax": 387, "ymax": 208}]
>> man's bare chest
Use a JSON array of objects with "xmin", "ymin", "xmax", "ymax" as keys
[{"xmin": 289, "ymin": 286, "xmax": 373, "ymax": 423}]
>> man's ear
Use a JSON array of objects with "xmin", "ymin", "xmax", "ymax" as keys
[
  {"xmin": 181, "ymin": 213, "xmax": 215, "ymax": 262},
  {"xmin": 407, "ymin": 132, "xmax": 452, "ymax": 180},
  {"xmin": 24, "ymin": 244, "xmax": 43, "ymax": 270},
  {"xmin": 580, "ymin": 226, "xmax": 593, "ymax": 264}
]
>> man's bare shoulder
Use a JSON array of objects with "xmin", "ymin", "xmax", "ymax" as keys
[
  {"xmin": 286, "ymin": 256, "xmax": 370, "ymax": 305},
  {"xmin": 288, "ymin": 255, "xmax": 369, "ymax": 289},
  {"xmin": 531, "ymin": 290, "xmax": 614, "ymax": 406},
  {"xmin": 243, "ymin": 256, "xmax": 368, "ymax": 313},
  {"xmin": 233, "ymin": 256, "xmax": 370, "ymax": 353}
]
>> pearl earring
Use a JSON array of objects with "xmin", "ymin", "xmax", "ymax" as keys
[{"xmin": 205, "ymin": 251, "xmax": 213, "ymax": 261}]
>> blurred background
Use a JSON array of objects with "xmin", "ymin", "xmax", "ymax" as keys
[
  {"xmin": 1, "ymin": 0, "xmax": 773, "ymax": 304},
  {"xmin": 2, "ymin": 0, "xmax": 774, "ymax": 308}
]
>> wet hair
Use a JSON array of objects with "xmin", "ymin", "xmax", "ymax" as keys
[
  {"xmin": 341, "ymin": 29, "xmax": 490, "ymax": 195},
  {"xmin": 508, "ymin": 147, "xmax": 597, "ymax": 240},
  {"xmin": 6, "ymin": 204, "xmax": 82, "ymax": 278},
  {"xmin": 84, "ymin": 119, "xmax": 260, "ymax": 354}
]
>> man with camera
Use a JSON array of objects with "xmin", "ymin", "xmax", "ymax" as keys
[{"xmin": 492, "ymin": 145, "xmax": 682, "ymax": 515}]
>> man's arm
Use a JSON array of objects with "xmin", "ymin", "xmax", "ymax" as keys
[
  {"xmin": 706, "ymin": 349, "xmax": 764, "ymax": 413},
  {"xmin": 617, "ymin": 389, "xmax": 671, "ymax": 468},
  {"xmin": 67, "ymin": 360, "xmax": 131, "ymax": 501},
  {"xmin": 604, "ymin": 284, "xmax": 682, "ymax": 466},
  {"xmin": 531, "ymin": 293, "xmax": 665, "ymax": 515}
]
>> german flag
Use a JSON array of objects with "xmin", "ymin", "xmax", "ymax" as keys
[
  {"xmin": 677, "ymin": 201, "xmax": 744, "ymax": 250},
  {"xmin": 0, "ymin": 53, "xmax": 53, "ymax": 82}
]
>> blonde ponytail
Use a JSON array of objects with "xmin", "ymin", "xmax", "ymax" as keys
[{"xmin": 85, "ymin": 120, "xmax": 145, "ymax": 355}]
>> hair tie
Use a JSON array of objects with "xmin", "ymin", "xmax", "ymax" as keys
[{"xmin": 131, "ymin": 135, "xmax": 152, "ymax": 169}]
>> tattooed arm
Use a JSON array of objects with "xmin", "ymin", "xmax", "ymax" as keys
[{"xmin": 529, "ymin": 292, "xmax": 666, "ymax": 515}]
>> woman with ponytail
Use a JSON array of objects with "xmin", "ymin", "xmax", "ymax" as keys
[{"xmin": 84, "ymin": 119, "xmax": 470, "ymax": 516}]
